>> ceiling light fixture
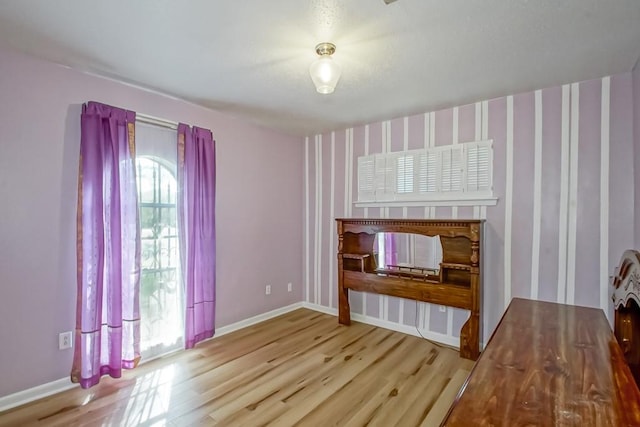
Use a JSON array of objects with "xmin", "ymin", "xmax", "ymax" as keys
[{"xmin": 309, "ymin": 42, "xmax": 341, "ymax": 94}]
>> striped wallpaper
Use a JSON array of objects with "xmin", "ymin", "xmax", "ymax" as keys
[{"xmin": 304, "ymin": 72, "xmax": 635, "ymax": 345}]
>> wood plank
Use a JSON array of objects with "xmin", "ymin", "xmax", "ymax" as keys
[
  {"xmin": 0, "ymin": 309, "xmax": 469, "ymax": 427},
  {"xmin": 344, "ymin": 270, "xmax": 472, "ymax": 309},
  {"xmin": 442, "ymin": 298, "xmax": 640, "ymax": 426}
]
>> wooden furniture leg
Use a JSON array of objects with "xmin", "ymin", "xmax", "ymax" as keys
[{"xmin": 338, "ymin": 280, "xmax": 351, "ymax": 325}]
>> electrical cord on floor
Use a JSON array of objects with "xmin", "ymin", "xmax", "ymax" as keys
[{"xmin": 414, "ymin": 300, "xmax": 445, "ymax": 349}]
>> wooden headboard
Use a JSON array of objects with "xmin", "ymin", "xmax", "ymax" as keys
[
  {"xmin": 335, "ymin": 218, "xmax": 482, "ymax": 360},
  {"xmin": 613, "ymin": 249, "xmax": 640, "ymax": 383}
]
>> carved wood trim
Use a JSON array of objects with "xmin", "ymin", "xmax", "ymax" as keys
[
  {"xmin": 613, "ymin": 250, "xmax": 640, "ymax": 310},
  {"xmin": 612, "ymin": 250, "xmax": 640, "ymax": 385}
]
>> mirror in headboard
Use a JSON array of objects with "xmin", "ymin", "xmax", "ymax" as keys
[
  {"xmin": 341, "ymin": 229, "xmax": 473, "ymax": 286},
  {"xmin": 372, "ymin": 233, "xmax": 442, "ymax": 282}
]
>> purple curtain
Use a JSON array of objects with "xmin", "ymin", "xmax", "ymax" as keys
[
  {"xmin": 177, "ymin": 124, "xmax": 216, "ymax": 349},
  {"xmin": 385, "ymin": 233, "xmax": 397, "ymax": 266},
  {"xmin": 71, "ymin": 102, "xmax": 141, "ymax": 388}
]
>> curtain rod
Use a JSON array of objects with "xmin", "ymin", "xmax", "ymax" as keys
[{"xmin": 136, "ymin": 113, "xmax": 178, "ymax": 130}]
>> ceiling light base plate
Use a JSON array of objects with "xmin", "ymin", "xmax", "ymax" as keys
[{"xmin": 315, "ymin": 42, "xmax": 336, "ymax": 56}]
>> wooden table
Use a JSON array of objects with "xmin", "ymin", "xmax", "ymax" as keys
[{"xmin": 441, "ymin": 298, "xmax": 640, "ymax": 426}]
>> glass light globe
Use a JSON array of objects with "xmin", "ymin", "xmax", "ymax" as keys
[{"xmin": 309, "ymin": 55, "xmax": 342, "ymax": 94}]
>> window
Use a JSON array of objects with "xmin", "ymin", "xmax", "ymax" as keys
[
  {"xmin": 135, "ymin": 122, "xmax": 182, "ymax": 359},
  {"xmin": 357, "ymin": 140, "xmax": 495, "ymax": 206}
]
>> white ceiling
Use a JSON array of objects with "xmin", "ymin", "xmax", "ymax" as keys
[{"xmin": 0, "ymin": 0, "xmax": 639, "ymax": 137}]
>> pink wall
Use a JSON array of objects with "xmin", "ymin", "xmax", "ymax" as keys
[
  {"xmin": 0, "ymin": 48, "xmax": 303, "ymax": 397},
  {"xmin": 305, "ymin": 73, "xmax": 635, "ymax": 345}
]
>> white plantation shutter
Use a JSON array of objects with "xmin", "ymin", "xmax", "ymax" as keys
[
  {"xmin": 357, "ymin": 155, "xmax": 375, "ymax": 201},
  {"xmin": 418, "ymin": 151, "xmax": 438, "ymax": 193},
  {"xmin": 356, "ymin": 140, "xmax": 494, "ymax": 204},
  {"xmin": 384, "ymin": 156, "xmax": 396, "ymax": 199},
  {"xmin": 440, "ymin": 146, "xmax": 463, "ymax": 192},
  {"xmin": 374, "ymin": 155, "xmax": 396, "ymax": 201},
  {"xmin": 396, "ymin": 154, "xmax": 414, "ymax": 194},
  {"xmin": 465, "ymin": 141, "xmax": 492, "ymax": 193}
]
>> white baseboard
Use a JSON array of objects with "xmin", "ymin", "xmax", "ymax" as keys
[
  {"xmin": 0, "ymin": 302, "xmax": 305, "ymax": 413},
  {"xmin": 301, "ymin": 302, "xmax": 459, "ymax": 348},
  {"xmin": 215, "ymin": 302, "xmax": 304, "ymax": 337},
  {"xmin": 0, "ymin": 377, "xmax": 76, "ymax": 413}
]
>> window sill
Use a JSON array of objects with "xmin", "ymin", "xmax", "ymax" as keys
[{"xmin": 355, "ymin": 196, "xmax": 498, "ymax": 208}]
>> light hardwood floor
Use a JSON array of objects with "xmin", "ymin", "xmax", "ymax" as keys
[{"xmin": 0, "ymin": 309, "xmax": 474, "ymax": 426}]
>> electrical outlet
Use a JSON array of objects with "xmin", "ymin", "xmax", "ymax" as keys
[
  {"xmin": 59, "ymin": 331, "xmax": 73, "ymax": 350},
  {"xmin": 265, "ymin": 285, "xmax": 271, "ymax": 295},
  {"xmin": 287, "ymin": 282, "xmax": 292, "ymax": 292},
  {"xmin": 439, "ymin": 305, "xmax": 446, "ymax": 313}
]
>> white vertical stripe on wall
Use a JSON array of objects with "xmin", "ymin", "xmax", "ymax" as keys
[
  {"xmin": 305, "ymin": 137, "xmax": 310, "ymax": 302},
  {"xmin": 342, "ymin": 129, "xmax": 351, "ymax": 309},
  {"xmin": 600, "ymin": 77, "xmax": 610, "ymax": 317},
  {"xmin": 452, "ymin": 107, "xmax": 459, "ymax": 219},
  {"xmin": 399, "ymin": 117, "xmax": 409, "ymax": 324},
  {"xmin": 566, "ymin": 83, "xmax": 580, "ymax": 305},
  {"xmin": 383, "ymin": 121, "xmax": 391, "ymax": 321},
  {"xmin": 383, "ymin": 206, "xmax": 389, "ymax": 320},
  {"xmin": 473, "ymin": 103, "xmax": 482, "ymax": 219},
  {"xmin": 363, "ymin": 125, "xmax": 369, "ymax": 222},
  {"xmin": 424, "ymin": 112, "xmax": 430, "ymax": 149},
  {"xmin": 344, "ymin": 129, "xmax": 350, "ymax": 216},
  {"xmin": 427, "ymin": 113, "xmax": 435, "ymax": 321},
  {"xmin": 424, "ymin": 112, "xmax": 430, "ymax": 220},
  {"xmin": 329, "ymin": 131, "xmax": 336, "ymax": 308},
  {"xmin": 386, "ymin": 123, "xmax": 390, "ymax": 321},
  {"xmin": 429, "ymin": 112, "xmax": 436, "ymax": 219},
  {"xmin": 380, "ymin": 122, "xmax": 386, "ymax": 219},
  {"xmin": 313, "ymin": 136, "xmax": 318, "ymax": 303},
  {"xmin": 348, "ymin": 128, "xmax": 357, "ymax": 314},
  {"xmin": 481, "ymin": 101, "xmax": 489, "ymax": 219},
  {"xmin": 363, "ymin": 125, "xmax": 370, "ymax": 316},
  {"xmin": 504, "ymin": 96, "xmax": 514, "ymax": 309},
  {"xmin": 475, "ymin": 103, "xmax": 482, "ymax": 140},
  {"xmin": 403, "ymin": 117, "xmax": 409, "ymax": 151},
  {"xmin": 379, "ymin": 122, "xmax": 386, "ymax": 317},
  {"xmin": 314, "ymin": 135, "xmax": 322, "ymax": 304},
  {"xmin": 399, "ymin": 203, "xmax": 407, "ymax": 325},
  {"xmin": 348, "ymin": 128, "xmax": 354, "ymax": 217},
  {"xmin": 448, "ymin": 107, "xmax": 459, "ymax": 334},
  {"xmin": 558, "ymin": 85, "xmax": 571, "ymax": 304},
  {"xmin": 481, "ymin": 101, "xmax": 489, "ymax": 140},
  {"xmin": 530, "ymin": 90, "xmax": 543, "ymax": 300},
  {"xmin": 420, "ymin": 112, "xmax": 432, "ymax": 331}
]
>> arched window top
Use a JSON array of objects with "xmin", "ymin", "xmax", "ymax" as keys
[{"xmin": 137, "ymin": 157, "xmax": 177, "ymax": 206}]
